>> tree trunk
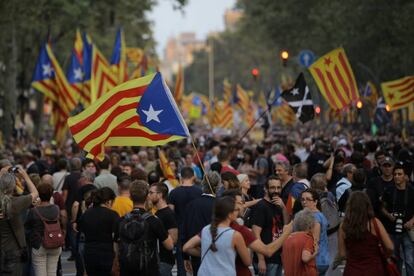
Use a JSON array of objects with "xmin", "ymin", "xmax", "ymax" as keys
[{"xmin": 3, "ymin": 0, "xmax": 17, "ymax": 142}]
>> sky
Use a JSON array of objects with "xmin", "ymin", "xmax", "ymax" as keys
[{"xmin": 148, "ymin": 0, "xmax": 236, "ymax": 57}]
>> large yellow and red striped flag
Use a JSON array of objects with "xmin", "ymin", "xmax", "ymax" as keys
[
  {"xmin": 158, "ymin": 149, "xmax": 179, "ymax": 188},
  {"xmin": 68, "ymin": 73, "xmax": 190, "ymax": 160},
  {"xmin": 381, "ymin": 76, "xmax": 414, "ymax": 111},
  {"xmin": 174, "ymin": 64, "xmax": 184, "ymax": 104},
  {"xmin": 91, "ymin": 45, "xmax": 117, "ymax": 103},
  {"xmin": 309, "ymin": 48, "xmax": 359, "ymax": 110}
]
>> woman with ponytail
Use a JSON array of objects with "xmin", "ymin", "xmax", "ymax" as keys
[
  {"xmin": 77, "ymin": 187, "xmax": 119, "ymax": 276},
  {"xmin": 183, "ymin": 196, "xmax": 251, "ymax": 276}
]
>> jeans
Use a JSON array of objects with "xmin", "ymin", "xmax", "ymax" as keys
[
  {"xmin": 175, "ymin": 240, "xmax": 186, "ymax": 276},
  {"xmin": 391, "ymin": 233, "xmax": 414, "ymax": 275},
  {"xmin": 31, "ymin": 246, "xmax": 62, "ymax": 276},
  {"xmin": 74, "ymin": 233, "xmax": 85, "ymax": 276},
  {"xmin": 253, "ymin": 262, "xmax": 283, "ymax": 276},
  {"xmin": 326, "ymin": 232, "xmax": 338, "ymax": 276},
  {"xmin": 159, "ymin": 262, "xmax": 173, "ymax": 276}
]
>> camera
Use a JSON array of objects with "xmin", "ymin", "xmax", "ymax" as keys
[
  {"xmin": 9, "ymin": 166, "xmax": 19, "ymax": 174},
  {"xmin": 393, "ymin": 213, "xmax": 404, "ymax": 233}
]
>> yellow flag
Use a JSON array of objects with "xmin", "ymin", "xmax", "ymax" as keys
[
  {"xmin": 309, "ymin": 48, "xmax": 359, "ymax": 110},
  {"xmin": 381, "ymin": 76, "xmax": 414, "ymax": 111}
]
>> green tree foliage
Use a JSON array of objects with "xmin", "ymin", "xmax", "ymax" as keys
[
  {"xmin": 185, "ymin": 0, "xmax": 414, "ymax": 98},
  {"xmin": 0, "ymin": 0, "xmax": 186, "ymax": 141}
]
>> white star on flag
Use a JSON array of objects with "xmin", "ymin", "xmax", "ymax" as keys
[
  {"xmin": 42, "ymin": 64, "xmax": 53, "ymax": 77},
  {"xmin": 142, "ymin": 104, "xmax": 163, "ymax": 123},
  {"xmin": 291, "ymin": 88, "xmax": 299, "ymax": 96},
  {"xmin": 74, "ymin": 68, "xmax": 83, "ymax": 81}
]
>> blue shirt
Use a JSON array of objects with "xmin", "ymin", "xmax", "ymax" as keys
[{"xmin": 314, "ymin": 211, "xmax": 330, "ymax": 267}]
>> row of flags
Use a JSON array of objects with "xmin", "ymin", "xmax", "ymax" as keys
[{"xmin": 31, "ymin": 29, "xmax": 158, "ymax": 143}]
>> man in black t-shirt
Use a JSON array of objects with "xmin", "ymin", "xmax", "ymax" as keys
[
  {"xmin": 381, "ymin": 163, "xmax": 414, "ymax": 275},
  {"xmin": 116, "ymin": 180, "xmax": 174, "ymax": 276},
  {"xmin": 366, "ymin": 156, "xmax": 394, "ymax": 222},
  {"xmin": 251, "ymin": 176, "xmax": 288, "ymax": 276},
  {"xmin": 168, "ymin": 167, "xmax": 202, "ymax": 276},
  {"xmin": 149, "ymin": 182, "xmax": 178, "ymax": 276}
]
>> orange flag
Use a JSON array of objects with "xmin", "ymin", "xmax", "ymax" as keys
[{"xmin": 309, "ymin": 48, "xmax": 359, "ymax": 110}]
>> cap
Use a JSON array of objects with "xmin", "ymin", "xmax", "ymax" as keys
[{"xmin": 381, "ymin": 157, "xmax": 394, "ymax": 166}]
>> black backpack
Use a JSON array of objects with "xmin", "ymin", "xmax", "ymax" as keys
[{"xmin": 118, "ymin": 211, "xmax": 156, "ymax": 272}]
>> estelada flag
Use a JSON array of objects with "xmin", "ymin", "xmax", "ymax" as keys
[
  {"xmin": 158, "ymin": 149, "xmax": 179, "ymax": 188},
  {"xmin": 309, "ymin": 48, "xmax": 359, "ymax": 110},
  {"xmin": 68, "ymin": 72, "xmax": 190, "ymax": 160},
  {"xmin": 381, "ymin": 76, "xmax": 414, "ymax": 111}
]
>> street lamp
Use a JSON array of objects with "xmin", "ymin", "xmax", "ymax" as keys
[{"xmin": 280, "ymin": 50, "xmax": 289, "ymax": 67}]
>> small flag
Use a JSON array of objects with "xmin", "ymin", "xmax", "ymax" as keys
[
  {"xmin": 381, "ymin": 75, "xmax": 414, "ymax": 111},
  {"xmin": 174, "ymin": 64, "xmax": 184, "ymax": 104},
  {"xmin": 235, "ymin": 84, "xmax": 249, "ymax": 111},
  {"xmin": 159, "ymin": 149, "xmax": 179, "ymax": 188},
  {"xmin": 68, "ymin": 73, "xmax": 190, "ymax": 160},
  {"xmin": 67, "ymin": 30, "xmax": 90, "ymax": 107},
  {"xmin": 309, "ymin": 48, "xmax": 359, "ymax": 110},
  {"xmin": 110, "ymin": 28, "xmax": 129, "ymax": 84},
  {"xmin": 363, "ymin": 81, "xmax": 378, "ymax": 106},
  {"xmin": 374, "ymin": 97, "xmax": 391, "ymax": 127},
  {"xmin": 281, "ymin": 73, "xmax": 314, "ymax": 123}
]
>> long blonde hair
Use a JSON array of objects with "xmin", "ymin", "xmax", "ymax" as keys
[{"xmin": 0, "ymin": 173, "xmax": 16, "ymax": 219}]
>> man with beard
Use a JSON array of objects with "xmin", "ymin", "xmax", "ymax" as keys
[
  {"xmin": 251, "ymin": 176, "xmax": 289, "ymax": 276},
  {"xmin": 149, "ymin": 182, "xmax": 178, "ymax": 276}
]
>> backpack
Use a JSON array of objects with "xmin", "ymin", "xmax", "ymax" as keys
[
  {"xmin": 118, "ymin": 211, "xmax": 156, "ymax": 272},
  {"xmin": 33, "ymin": 206, "xmax": 64, "ymax": 249},
  {"xmin": 319, "ymin": 193, "xmax": 340, "ymax": 235}
]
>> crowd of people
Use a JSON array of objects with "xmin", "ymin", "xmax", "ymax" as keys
[{"xmin": 0, "ymin": 124, "xmax": 413, "ymax": 276}]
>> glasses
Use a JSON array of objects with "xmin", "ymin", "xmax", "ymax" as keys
[{"xmin": 301, "ymin": 197, "xmax": 314, "ymax": 202}]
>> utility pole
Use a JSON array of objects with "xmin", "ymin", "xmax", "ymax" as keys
[{"xmin": 208, "ymin": 39, "xmax": 214, "ymax": 102}]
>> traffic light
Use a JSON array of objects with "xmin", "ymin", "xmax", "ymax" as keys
[
  {"xmin": 315, "ymin": 105, "xmax": 321, "ymax": 115},
  {"xmin": 251, "ymin": 68, "xmax": 260, "ymax": 81},
  {"xmin": 280, "ymin": 50, "xmax": 289, "ymax": 67}
]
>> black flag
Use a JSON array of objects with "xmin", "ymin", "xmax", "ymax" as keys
[{"xmin": 281, "ymin": 73, "xmax": 314, "ymax": 123}]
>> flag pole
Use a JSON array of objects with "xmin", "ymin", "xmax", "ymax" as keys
[
  {"xmin": 237, "ymin": 106, "xmax": 271, "ymax": 144},
  {"xmin": 190, "ymin": 136, "xmax": 215, "ymax": 195}
]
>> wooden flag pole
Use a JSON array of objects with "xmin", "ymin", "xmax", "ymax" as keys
[
  {"xmin": 237, "ymin": 105, "xmax": 271, "ymax": 144},
  {"xmin": 190, "ymin": 136, "xmax": 215, "ymax": 195}
]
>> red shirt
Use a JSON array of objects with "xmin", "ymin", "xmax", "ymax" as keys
[
  {"xmin": 231, "ymin": 222, "xmax": 256, "ymax": 276},
  {"xmin": 282, "ymin": 232, "xmax": 317, "ymax": 276},
  {"xmin": 221, "ymin": 165, "xmax": 240, "ymax": 175}
]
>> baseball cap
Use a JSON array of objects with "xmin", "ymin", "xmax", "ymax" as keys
[{"xmin": 381, "ymin": 157, "xmax": 394, "ymax": 166}]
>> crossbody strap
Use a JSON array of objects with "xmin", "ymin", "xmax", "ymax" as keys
[{"xmin": 200, "ymin": 228, "xmax": 232, "ymax": 264}]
